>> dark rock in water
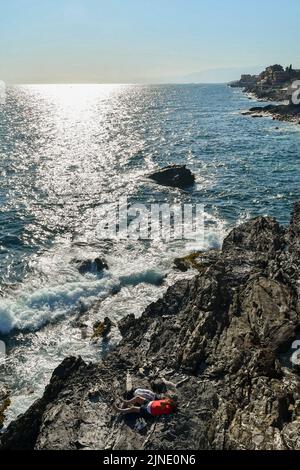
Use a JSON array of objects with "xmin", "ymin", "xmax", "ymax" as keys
[
  {"xmin": 249, "ymin": 104, "xmax": 276, "ymax": 113},
  {"xmin": 118, "ymin": 313, "xmax": 136, "ymax": 337},
  {"xmin": 94, "ymin": 258, "xmax": 109, "ymax": 271},
  {"xmin": 74, "ymin": 257, "xmax": 108, "ymax": 275},
  {"xmin": 2, "ymin": 203, "xmax": 300, "ymax": 450},
  {"xmin": 91, "ymin": 317, "xmax": 113, "ymax": 341},
  {"xmin": 173, "ymin": 252, "xmax": 204, "ymax": 272},
  {"xmin": 246, "ymin": 103, "xmax": 300, "ymax": 124},
  {"xmin": 148, "ymin": 165, "xmax": 195, "ymax": 188},
  {"xmin": 173, "ymin": 257, "xmax": 190, "ymax": 272}
]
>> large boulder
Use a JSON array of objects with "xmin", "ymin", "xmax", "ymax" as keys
[{"xmin": 148, "ymin": 165, "xmax": 195, "ymax": 189}]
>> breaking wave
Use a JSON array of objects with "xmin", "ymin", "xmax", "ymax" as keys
[{"xmin": 0, "ymin": 267, "xmax": 167, "ymax": 335}]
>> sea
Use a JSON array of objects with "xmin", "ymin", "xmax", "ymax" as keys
[{"xmin": 0, "ymin": 83, "xmax": 299, "ymax": 425}]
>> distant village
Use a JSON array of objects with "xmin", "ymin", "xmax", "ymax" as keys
[
  {"xmin": 233, "ymin": 64, "xmax": 300, "ymax": 123},
  {"xmin": 230, "ymin": 64, "xmax": 300, "ymax": 89},
  {"xmin": 230, "ymin": 64, "xmax": 300, "ymax": 103}
]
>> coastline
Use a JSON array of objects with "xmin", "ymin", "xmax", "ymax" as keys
[
  {"xmin": 3, "ymin": 83, "xmax": 299, "ymax": 431},
  {"xmin": 230, "ymin": 64, "xmax": 300, "ymax": 124},
  {"xmin": 1, "ymin": 202, "xmax": 300, "ymax": 450},
  {"xmin": 242, "ymin": 103, "xmax": 300, "ymax": 124}
]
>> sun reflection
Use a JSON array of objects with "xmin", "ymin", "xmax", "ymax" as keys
[{"xmin": 21, "ymin": 84, "xmax": 128, "ymax": 119}]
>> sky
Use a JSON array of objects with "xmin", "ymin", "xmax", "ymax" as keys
[{"xmin": 1, "ymin": 0, "xmax": 300, "ymax": 84}]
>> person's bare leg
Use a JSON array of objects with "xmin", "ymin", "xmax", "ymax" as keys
[
  {"xmin": 121, "ymin": 396, "xmax": 146, "ymax": 406},
  {"xmin": 114, "ymin": 404, "xmax": 141, "ymax": 415}
]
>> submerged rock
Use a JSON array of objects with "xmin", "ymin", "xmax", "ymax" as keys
[
  {"xmin": 148, "ymin": 165, "xmax": 195, "ymax": 189},
  {"xmin": 73, "ymin": 257, "xmax": 108, "ymax": 275},
  {"xmin": 91, "ymin": 317, "xmax": 113, "ymax": 341},
  {"xmin": 1, "ymin": 203, "xmax": 300, "ymax": 450}
]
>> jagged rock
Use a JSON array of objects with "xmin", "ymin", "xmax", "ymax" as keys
[
  {"xmin": 247, "ymin": 103, "xmax": 300, "ymax": 123},
  {"xmin": 173, "ymin": 252, "xmax": 204, "ymax": 272},
  {"xmin": 148, "ymin": 165, "xmax": 195, "ymax": 189},
  {"xmin": 1, "ymin": 203, "xmax": 300, "ymax": 450},
  {"xmin": 286, "ymin": 201, "xmax": 300, "ymax": 253},
  {"xmin": 222, "ymin": 216, "xmax": 284, "ymax": 254},
  {"xmin": 118, "ymin": 314, "xmax": 136, "ymax": 337},
  {"xmin": 0, "ymin": 387, "xmax": 10, "ymax": 429},
  {"xmin": 173, "ymin": 257, "xmax": 190, "ymax": 272},
  {"xmin": 73, "ymin": 257, "xmax": 108, "ymax": 275},
  {"xmin": 91, "ymin": 317, "xmax": 113, "ymax": 341}
]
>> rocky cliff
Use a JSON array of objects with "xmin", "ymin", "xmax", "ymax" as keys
[{"xmin": 1, "ymin": 203, "xmax": 300, "ymax": 450}]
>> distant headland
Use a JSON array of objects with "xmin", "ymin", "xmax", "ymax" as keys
[{"xmin": 230, "ymin": 65, "xmax": 300, "ymax": 123}]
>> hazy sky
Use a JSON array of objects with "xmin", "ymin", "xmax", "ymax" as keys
[{"xmin": 1, "ymin": 0, "xmax": 300, "ymax": 83}]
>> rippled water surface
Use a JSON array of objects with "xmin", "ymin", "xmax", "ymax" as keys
[{"xmin": 0, "ymin": 84, "xmax": 299, "ymax": 424}]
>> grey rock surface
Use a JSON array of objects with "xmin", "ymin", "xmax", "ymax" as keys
[
  {"xmin": 1, "ymin": 204, "xmax": 300, "ymax": 450},
  {"xmin": 148, "ymin": 165, "xmax": 195, "ymax": 188}
]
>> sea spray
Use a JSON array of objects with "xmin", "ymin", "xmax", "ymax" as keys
[{"xmin": 0, "ymin": 268, "xmax": 169, "ymax": 334}]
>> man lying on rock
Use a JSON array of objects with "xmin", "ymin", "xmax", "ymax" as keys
[{"xmin": 114, "ymin": 388, "xmax": 178, "ymax": 417}]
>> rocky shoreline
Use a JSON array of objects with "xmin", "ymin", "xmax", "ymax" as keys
[
  {"xmin": 230, "ymin": 64, "xmax": 300, "ymax": 124},
  {"xmin": 1, "ymin": 202, "xmax": 300, "ymax": 450},
  {"xmin": 242, "ymin": 103, "xmax": 300, "ymax": 124}
]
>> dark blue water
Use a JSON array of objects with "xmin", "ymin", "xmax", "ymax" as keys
[
  {"xmin": 1, "ymin": 84, "xmax": 299, "ymax": 288},
  {"xmin": 0, "ymin": 84, "xmax": 299, "ymax": 423}
]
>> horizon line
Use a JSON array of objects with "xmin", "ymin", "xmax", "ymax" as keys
[{"xmin": 6, "ymin": 81, "xmax": 229, "ymax": 86}]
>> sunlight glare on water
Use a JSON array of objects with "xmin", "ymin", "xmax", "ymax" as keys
[{"xmin": 0, "ymin": 83, "xmax": 299, "ymax": 425}]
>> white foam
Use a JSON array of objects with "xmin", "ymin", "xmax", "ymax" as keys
[
  {"xmin": 0, "ymin": 213, "xmax": 228, "ymax": 428},
  {"xmin": 0, "ymin": 264, "xmax": 171, "ymax": 334},
  {"xmin": 0, "ymin": 276, "xmax": 116, "ymax": 334}
]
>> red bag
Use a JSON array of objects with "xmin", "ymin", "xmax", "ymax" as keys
[{"xmin": 149, "ymin": 399, "xmax": 175, "ymax": 416}]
